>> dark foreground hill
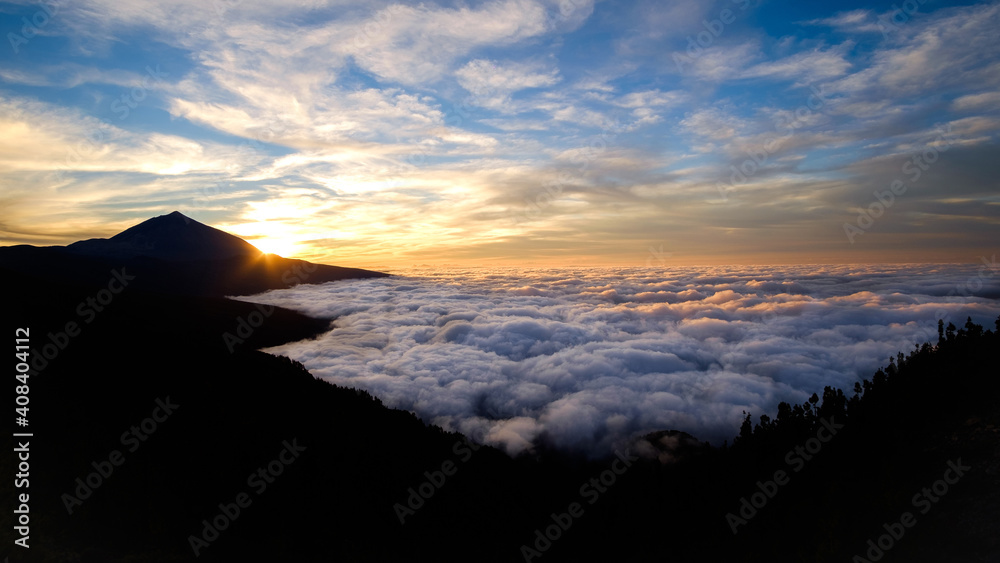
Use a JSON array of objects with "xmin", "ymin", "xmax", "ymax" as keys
[
  {"xmin": 0, "ymin": 222, "xmax": 997, "ymax": 561},
  {"xmin": 1, "ymin": 270, "xmax": 544, "ymax": 562},
  {"xmin": 0, "ymin": 211, "xmax": 388, "ymax": 297},
  {"xmin": 2, "ymin": 278, "xmax": 996, "ymax": 562}
]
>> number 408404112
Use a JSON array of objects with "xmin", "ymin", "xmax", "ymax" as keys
[{"xmin": 15, "ymin": 328, "xmax": 30, "ymax": 424}]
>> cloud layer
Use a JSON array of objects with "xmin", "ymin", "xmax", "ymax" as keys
[{"xmin": 239, "ymin": 263, "xmax": 1000, "ymax": 457}]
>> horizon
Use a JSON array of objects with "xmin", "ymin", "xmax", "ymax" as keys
[
  {"xmin": 3, "ymin": 208, "xmax": 996, "ymax": 270},
  {"xmin": 1, "ymin": 0, "xmax": 998, "ymax": 267}
]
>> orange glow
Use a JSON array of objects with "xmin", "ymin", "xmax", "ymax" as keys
[
  {"xmin": 252, "ymin": 236, "xmax": 301, "ymax": 258},
  {"xmin": 227, "ymin": 220, "xmax": 303, "ymax": 258}
]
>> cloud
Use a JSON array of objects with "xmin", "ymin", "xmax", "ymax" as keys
[
  {"xmin": 612, "ymin": 0, "xmax": 716, "ymax": 56},
  {"xmin": 610, "ymin": 89, "xmax": 685, "ymax": 127},
  {"xmin": 615, "ymin": 90, "xmax": 684, "ymax": 109},
  {"xmin": 2, "ymin": 0, "xmax": 997, "ymax": 267},
  {"xmin": 345, "ymin": 0, "xmax": 554, "ymax": 85},
  {"xmin": 0, "ymin": 93, "xmax": 283, "ymax": 243},
  {"xmin": 676, "ymin": 41, "xmax": 851, "ymax": 85},
  {"xmin": 828, "ymin": 3, "xmax": 1000, "ymax": 97},
  {"xmin": 740, "ymin": 46, "xmax": 853, "ymax": 85},
  {"xmin": 0, "ymin": 94, "xmax": 246, "ymax": 177},
  {"xmin": 799, "ymin": 9, "xmax": 882, "ymax": 33},
  {"xmin": 951, "ymin": 92, "xmax": 1000, "ymax": 112},
  {"xmin": 680, "ymin": 41, "xmax": 760, "ymax": 81},
  {"xmin": 456, "ymin": 59, "xmax": 561, "ymax": 111},
  {"xmin": 240, "ymin": 264, "xmax": 1000, "ymax": 457}
]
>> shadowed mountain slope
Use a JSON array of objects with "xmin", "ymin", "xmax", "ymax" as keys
[
  {"xmin": 1, "ymin": 214, "xmax": 997, "ymax": 562},
  {"xmin": 0, "ymin": 211, "xmax": 388, "ymax": 297},
  {"xmin": 66, "ymin": 211, "xmax": 264, "ymax": 261}
]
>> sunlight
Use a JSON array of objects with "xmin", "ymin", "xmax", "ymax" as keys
[
  {"xmin": 228, "ymin": 220, "xmax": 303, "ymax": 258},
  {"xmin": 252, "ymin": 236, "xmax": 300, "ymax": 257}
]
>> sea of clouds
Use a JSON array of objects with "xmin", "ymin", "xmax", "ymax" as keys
[{"xmin": 238, "ymin": 263, "xmax": 1000, "ymax": 457}]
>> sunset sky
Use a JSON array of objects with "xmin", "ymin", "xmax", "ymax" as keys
[{"xmin": 1, "ymin": 0, "xmax": 997, "ymax": 267}]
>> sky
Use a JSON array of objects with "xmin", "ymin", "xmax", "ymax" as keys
[
  {"xmin": 0, "ymin": 0, "xmax": 998, "ymax": 267},
  {"xmin": 242, "ymin": 264, "xmax": 1000, "ymax": 456}
]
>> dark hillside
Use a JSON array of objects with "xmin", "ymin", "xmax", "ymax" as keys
[{"xmin": 3, "ymin": 214, "xmax": 996, "ymax": 562}]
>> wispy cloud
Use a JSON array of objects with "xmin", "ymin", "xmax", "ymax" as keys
[
  {"xmin": 0, "ymin": 0, "xmax": 997, "ymax": 264},
  {"xmin": 799, "ymin": 9, "xmax": 882, "ymax": 33}
]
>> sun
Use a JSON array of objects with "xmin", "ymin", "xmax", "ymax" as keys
[
  {"xmin": 229, "ymin": 218, "xmax": 305, "ymax": 258},
  {"xmin": 252, "ymin": 236, "xmax": 300, "ymax": 258}
]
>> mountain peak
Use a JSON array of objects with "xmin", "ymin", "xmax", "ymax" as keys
[
  {"xmin": 67, "ymin": 211, "xmax": 264, "ymax": 261},
  {"xmin": 1, "ymin": 211, "xmax": 389, "ymax": 297}
]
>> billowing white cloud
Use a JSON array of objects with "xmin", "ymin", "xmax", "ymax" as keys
[{"xmin": 239, "ymin": 263, "xmax": 1000, "ymax": 457}]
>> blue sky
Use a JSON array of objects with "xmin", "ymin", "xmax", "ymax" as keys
[{"xmin": 1, "ymin": 0, "xmax": 997, "ymax": 267}]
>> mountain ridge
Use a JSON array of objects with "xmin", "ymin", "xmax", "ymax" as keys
[
  {"xmin": 0, "ymin": 211, "xmax": 389, "ymax": 297},
  {"xmin": 65, "ymin": 211, "xmax": 265, "ymax": 261}
]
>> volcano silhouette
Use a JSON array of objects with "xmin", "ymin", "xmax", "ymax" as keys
[
  {"xmin": 66, "ymin": 211, "xmax": 265, "ymax": 261},
  {"xmin": 0, "ymin": 211, "xmax": 388, "ymax": 296}
]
